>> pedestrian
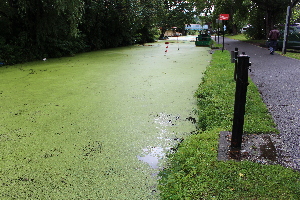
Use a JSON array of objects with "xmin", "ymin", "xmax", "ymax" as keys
[{"xmin": 268, "ymin": 26, "xmax": 280, "ymax": 55}]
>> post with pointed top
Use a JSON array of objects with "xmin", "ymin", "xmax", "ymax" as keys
[{"xmin": 231, "ymin": 53, "xmax": 251, "ymax": 149}]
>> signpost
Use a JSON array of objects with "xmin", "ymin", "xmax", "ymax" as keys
[
  {"xmin": 216, "ymin": 19, "xmax": 222, "ymax": 44},
  {"xmin": 283, "ymin": 6, "xmax": 291, "ymax": 54},
  {"xmin": 219, "ymin": 14, "xmax": 229, "ymax": 20},
  {"xmin": 185, "ymin": 24, "xmax": 208, "ymax": 31},
  {"xmin": 219, "ymin": 14, "xmax": 229, "ymax": 51}
]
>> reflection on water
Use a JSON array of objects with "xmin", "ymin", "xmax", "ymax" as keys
[
  {"xmin": 138, "ymin": 113, "xmax": 187, "ymax": 169},
  {"xmin": 137, "ymin": 147, "xmax": 165, "ymax": 169}
]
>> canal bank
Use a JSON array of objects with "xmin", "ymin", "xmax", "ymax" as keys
[{"xmin": 0, "ymin": 36, "xmax": 211, "ymax": 199}]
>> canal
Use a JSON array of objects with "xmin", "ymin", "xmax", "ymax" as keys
[{"xmin": 0, "ymin": 36, "xmax": 211, "ymax": 199}]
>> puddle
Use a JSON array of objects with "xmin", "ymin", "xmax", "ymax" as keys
[
  {"xmin": 259, "ymin": 135, "xmax": 277, "ymax": 162},
  {"xmin": 218, "ymin": 131, "xmax": 292, "ymax": 166}
]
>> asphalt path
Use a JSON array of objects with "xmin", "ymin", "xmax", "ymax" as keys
[{"xmin": 220, "ymin": 37, "xmax": 300, "ymax": 171}]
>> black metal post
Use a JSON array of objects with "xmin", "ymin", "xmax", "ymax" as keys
[
  {"xmin": 222, "ymin": 20, "xmax": 225, "ymax": 52},
  {"xmin": 230, "ymin": 48, "xmax": 238, "ymax": 63},
  {"xmin": 217, "ymin": 22, "xmax": 219, "ymax": 44},
  {"xmin": 234, "ymin": 48, "xmax": 238, "ymax": 81},
  {"xmin": 231, "ymin": 53, "xmax": 251, "ymax": 149}
]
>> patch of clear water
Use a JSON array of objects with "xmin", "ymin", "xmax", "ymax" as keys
[
  {"xmin": 137, "ymin": 147, "xmax": 165, "ymax": 169},
  {"xmin": 137, "ymin": 113, "xmax": 184, "ymax": 169}
]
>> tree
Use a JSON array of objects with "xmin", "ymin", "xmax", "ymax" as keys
[
  {"xmin": 158, "ymin": 0, "xmax": 196, "ymax": 35},
  {"xmin": 80, "ymin": 0, "xmax": 138, "ymax": 49},
  {"xmin": 251, "ymin": 0, "xmax": 289, "ymax": 37},
  {"xmin": 0, "ymin": 0, "xmax": 86, "ymax": 64},
  {"xmin": 1, "ymin": 0, "xmax": 244, "ymax": 65},
  {"xmin": 292, "ymin": 2, "xmax": 300, "ymax": 23},
  {"xmin": 17, "ymin": 0, "xmax": 85, "ymax": 56},
  {"xmin": 209, "ymin": 0, "xmax": 251, "ymax": 35},
  {"xmin": 206, "ymin": 0, "xmax": 300, "ymax": 39},
  {"xmin": 135, "ymin": 0, "xmax": 164, "ymax": 43}
]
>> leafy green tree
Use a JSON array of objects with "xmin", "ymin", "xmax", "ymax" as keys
[
  {"xmin": 250, "ymin": 0, "xmax": 290, "ymax": 38},
  {"xmin": 80, "ymin": 0, "xmax": 162, "ymax": 48},
  {"xmin": 0, "ymin": 0, "xmax": 234, "ymax": 65},
  {"xmin": 17, "ymin": 0, "xmax": 85, "ymax": 57},
  {"xmin": 292, "ymin": 3, "xmax": 300, "ymax": 23},
  {"xmin": 134, "ymin": 0, "xmax": 163, "ymax": 43},
  {"xmin": 0, "ymin": 0, "xmax": 85, "ymax": 64},
  {"xmin": 246, "ymin": 0, "xmax": 300, "ymax": 39},
  {"xmin": 205, "ymin": 0, "xmax": 300, "ymax": 39},
  {"xmin": 80, "ymin": 0, "xmax": 136, "ymax": 49},
  {"xmin": 158, "ymin": 0, "xmax": 196, "ymax": 35},
  {"xmin": 210, "ymin": 0, "xmax": 250, "ymax": 35}
]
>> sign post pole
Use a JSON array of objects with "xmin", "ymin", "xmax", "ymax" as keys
[
  {"xmin": 222, "ymin": 20, "xmax": 225, "ymax": 52},
  {"xmin": 283, "ymin": 6, "xmax": 291, "ymax": 55},
  {"xmin": 218, "ymin": 14, "xmax": 229, "ymax": 51}
]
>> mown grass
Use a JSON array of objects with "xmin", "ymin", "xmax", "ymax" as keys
[
  {"xmin": 226, "ymin": 34, "xmax": 300, "ymax": 60},
  {"xmin": 282, "ymin": 50, "xmax": 300, "ymax": 60},
  {"xmin": 225, "ymin": 34, "xmax": 265, "ymax": 45},
  {"xmin": 158, "ymin": 50, "xmax": 300, "ymax": 199}
]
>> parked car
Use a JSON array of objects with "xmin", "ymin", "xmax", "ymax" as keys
[
  {"xmin": 277, "ymin": 26, "xmax": 300, "ymax": 50},
  {"xmin": 241, "ymin": 26, "xmax": 248, "ymax": 33}
]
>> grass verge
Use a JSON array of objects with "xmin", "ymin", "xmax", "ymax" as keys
[
  {"xmin": 158, "ymin": 50, "xmax": 300, "ymax": 199},
  {"xmin": 226, "ymin": 34, "xmax": 266, "ymax": 47}
]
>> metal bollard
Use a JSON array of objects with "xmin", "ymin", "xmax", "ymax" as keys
[
  {"xmin": 230, "ymin": 48, "xmax": 238, "ymax": 63},
  {"xmin": 231, "ymin": 48, "xmax": 239, "ymax": 81},
  {"xmin": 231, "ymin": 53, "xmax": 251, "ymax": 149}
]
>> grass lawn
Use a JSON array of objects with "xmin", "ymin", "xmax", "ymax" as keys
[
  {"xmin": 226, "ymin": 34, "xmax": 266, "ymax": 46},
  {"xmin": 158, "ymin": 50, "xmax": 300, "ymax": 199}
]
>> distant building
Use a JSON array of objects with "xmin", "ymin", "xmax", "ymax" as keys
[{"xmin": 185, "ymin": 24, "xmax": 208, "ymax": 30}]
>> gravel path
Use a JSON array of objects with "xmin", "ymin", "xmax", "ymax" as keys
[{"xmin": 221, "ymin": 37, "xmax": 300, "ymax": 171}]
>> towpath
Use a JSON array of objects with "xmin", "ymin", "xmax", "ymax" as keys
[{"xmin": 222, "ymin": 37, "xmax": 300, "ymax": 171}]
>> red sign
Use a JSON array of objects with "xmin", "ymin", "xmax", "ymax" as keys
[{"xmin": 219, "ymin": 14, "xmax": 229, "ymax": 20}]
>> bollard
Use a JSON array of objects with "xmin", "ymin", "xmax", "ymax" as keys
[
  {"xmin": 230, "ymin": 48, "xmax": 238, "ymax": 64},
  {"xmin": 233, "ymin": 48, "xmax": 238, "ymax": 81},
  {"xmin": 230, "ymin": 51, "xmax": 235, "ymax": 63},
  {"xmin": 231, "ymin": 53, "xmax": 251, "ymax": 149}
]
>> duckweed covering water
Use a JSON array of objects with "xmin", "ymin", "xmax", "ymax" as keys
[{"xmin": 0, "ymin": 37, "xmax": 211, "ymax": 199}]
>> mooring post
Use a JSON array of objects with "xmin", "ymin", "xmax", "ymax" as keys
[
  {"xmin": 230, "ymin": 48, "xmax": 239, "ymax": 81},
  {"xmin": 231, "ymin": 53, "xmax": 251, "ymax": 149}
]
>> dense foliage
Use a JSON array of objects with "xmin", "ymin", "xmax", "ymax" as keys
[
  {"xmin": 205, "ymin": 0, "xmax": 300, "ymax": 39},
  {"xmin": 2, "ymin": 0, "xmax": 300, "ymax": 64},
  {"xmin": 0, "ymin": 0, "xmax": 196, "ymax": 65}
]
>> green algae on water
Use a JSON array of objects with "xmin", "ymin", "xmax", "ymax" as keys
[{"xmin": 0, "ymin": 37, "xmax": 211, "ymax": 199}]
